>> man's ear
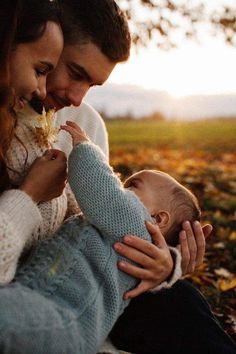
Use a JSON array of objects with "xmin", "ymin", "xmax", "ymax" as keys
[{"xmin": 153, "ymin": 211, "xmax": 171, "ymax": 229}]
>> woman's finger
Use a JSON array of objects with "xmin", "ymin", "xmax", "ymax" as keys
[
  {"xmin": 113, "ymin": 242, "xmax": 154, "ymax": 267},
  {"xmin": 124, "ymin": 281, "xmax": 151, "ymax": 300},
  {"xmin": 122, "ymin": 235, "xmax": 161, "ymax": 258},
  {"xmin": 202, "ymin": 224, "xmax": 213, "ymax": 239},
  {"xmin": 179, "ymin": 230, "xmax": 190, "ymax": 275},
  {"xmin": 145, "ymin": 221, "xmax": 167, "ymax": 248},
  {"xmin": 117, "ymin": 260, "xmax": 152, "ymax": 280},
  {"xmin": 193, "ymin": 221, "xmax": 206, "ymax": 266},
  {"xmin": 182, "ymin": 221, "xmax": 197, "ymax": 269}
]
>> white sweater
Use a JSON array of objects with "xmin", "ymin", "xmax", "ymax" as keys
[{"xmin": 0, "ymin": 102, "xmax": 108, "ymax": 284}]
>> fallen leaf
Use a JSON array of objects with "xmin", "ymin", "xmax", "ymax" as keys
[
  {"xmin": 218, "ymin": 278, "xmax": 236, "ymax": 292},
  {"xmin": 229, "ymin": 231, "xmax": 236, "ymax": 241},
  {"xmin": 214, "ymin": 268, "xmax": 233, "ymax": 279}
]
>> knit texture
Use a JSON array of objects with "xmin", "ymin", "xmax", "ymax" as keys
[
  {"xmin": 0, "ymin": 103, "xmax": 109, "ymax": 284},
  {"xmin": 0, "ymin": 189, "xmax": 42, "ymax": 283},
  {"xmin": 15, "ymin": 142, "xmax": 152, "ymax": 354}
]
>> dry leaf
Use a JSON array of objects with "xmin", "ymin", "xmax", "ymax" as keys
[
  {"xmin": 34, "ymin": 107, "xmax": 59, "ymax": 147},
  {"xmin": 229, "ymin": 231, "xmax": 236, "ymax": 241},
  {"xmin": 214, "ymin": 268, "xmax": 233, "ymax": 279},
  {"xmin": 218, "ymin": 278, "xmax": 236, "ymax": 292}
]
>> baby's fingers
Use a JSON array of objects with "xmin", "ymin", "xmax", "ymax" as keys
[{"xmin": 61, "ymin": 122, "xmax": 89, "ymax": 145}]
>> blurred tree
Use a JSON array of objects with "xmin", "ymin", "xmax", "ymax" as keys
[{"xmin": 117, "ymin": 0, "xmax": 236, "ymax": 49}]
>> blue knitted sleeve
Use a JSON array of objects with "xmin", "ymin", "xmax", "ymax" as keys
[{"xmin": 68, "ymin": 142, "xmax": 152, "ymax": 243}]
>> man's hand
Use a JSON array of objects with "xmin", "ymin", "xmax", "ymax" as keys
[
  {"xmin": 20, "ymin": 149, "xmax": 67, "ymax": 203},
  {"xmin": 114, "ymin": 221, "xmax": 173, "ymax": 300},
  {"xmin": 177, "ymin": 221, "xmax": 213, "ymax": 275}
]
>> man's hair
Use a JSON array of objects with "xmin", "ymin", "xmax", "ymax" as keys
[
  {"xmin": 165, "ymin": 184, "xmax": 201, "ymax": 247},
  {"xmin": 59, "ymin": 0, "xmax": 131, "ymax": 63}
]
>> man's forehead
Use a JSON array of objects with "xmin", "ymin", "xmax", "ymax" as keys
[{"xmin": 61, "ymin": 43, "xmax": 116, "ymax": 85}]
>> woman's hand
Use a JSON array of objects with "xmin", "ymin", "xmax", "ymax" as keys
[
  {"xmin": 113, "ymin": 221, "xmax": 173, "ymax": 300},
  {"xmin": 177, "ymin": 221, "xmax": 213, "ymax": 275},
  {"xmin": 20, "ymin": 149, "xmax": 67, "ymax": 203}
]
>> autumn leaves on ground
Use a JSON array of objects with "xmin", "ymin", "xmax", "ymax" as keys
[{"xmin": 106, "ymin": 118, "xmax": 236, "ymax": 342}]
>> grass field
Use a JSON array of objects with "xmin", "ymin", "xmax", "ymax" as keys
[
  {"xmin": 107, "ymin": 118, "xmax": 236, "ymax": 152},
  {"xmin": 106, "ymin": 118, "xmax": 236, "ymax": 341}
]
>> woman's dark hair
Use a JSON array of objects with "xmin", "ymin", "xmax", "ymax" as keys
[
  {"xmin": 0, "ymin": 0, "xmax": 61, "ymax": 193},
  {"xmin": 14, "ymin": 0, "xmax": 60, "ymax": 44}
]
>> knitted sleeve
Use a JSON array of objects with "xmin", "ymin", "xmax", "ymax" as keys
[
  {"xmin": 0, "ymin": 189, "xmax": 42, "ymax": 284},
  {"xmin": 55, "ymin": 103, "xmax": 109, "ymax": 217},
  {"xmin": 55, "ymin": 103, "xmax": 109, "ymax": 160},
  {"xmin": 68, "ymin": 142, "xmax": 152, "ymax": 243},
  {"xmin": 69, "ymin": 142, "xmax": 182, "ymax": 290}
]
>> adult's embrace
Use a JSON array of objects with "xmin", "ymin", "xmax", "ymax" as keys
[{"xmin": 0, "ymin": 0, "xmax": 235, "ymax": 353}]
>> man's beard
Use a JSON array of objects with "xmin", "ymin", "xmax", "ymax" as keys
[{"xmin": 30, "ymin": 97, "xmax": 44, "ymax": 114}]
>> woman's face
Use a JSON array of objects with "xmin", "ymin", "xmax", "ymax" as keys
[{"xmin": 9, "ymin": 21, "xmax": 63, "ymax": 113}]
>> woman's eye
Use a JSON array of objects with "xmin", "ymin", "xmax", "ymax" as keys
[{"xmin": 35, "ymin": 68, "xmax": 48, "ymax": 77}]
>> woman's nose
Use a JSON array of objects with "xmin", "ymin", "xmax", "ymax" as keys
[{"xmin": 35, "ymin": 77, "xmax": 47, "ymax": 100}]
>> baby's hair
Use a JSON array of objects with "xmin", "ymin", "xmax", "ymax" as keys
[{"xmin": 165, "ymin": 183, "xmax": 201, "ymax": 246}]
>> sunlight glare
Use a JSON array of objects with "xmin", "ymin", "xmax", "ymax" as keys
[{"xmin": 109, "ymin": 39, "xmax": 236, "ymax": 97}]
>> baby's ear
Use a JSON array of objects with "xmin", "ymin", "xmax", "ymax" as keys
[{"xmin": 153, "ymin": 211, "xmax": 171, "ymax": 228}]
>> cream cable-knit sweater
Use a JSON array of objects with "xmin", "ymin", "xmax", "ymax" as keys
[{"xmin": 0, "ymin": 102, "xmax": 109, "ymax": 284}]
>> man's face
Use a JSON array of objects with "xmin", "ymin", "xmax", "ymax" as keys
[{"xmin": 41, "ymin": 42, "xmax": 116, "ymax": 111}]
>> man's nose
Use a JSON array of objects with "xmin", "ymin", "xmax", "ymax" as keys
[{"xmin": 65, "ymin": 83, "xmax": 90, "ymax": 107}]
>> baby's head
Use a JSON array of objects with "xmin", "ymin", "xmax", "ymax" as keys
[{"xmin": 124, "ymin": 170, "xmax": 201, "ymax": 246}]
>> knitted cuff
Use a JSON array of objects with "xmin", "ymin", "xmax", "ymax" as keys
[
  {"xmin": 149, "ymin": 247, "xmax": 182, "ymax": 293},
  {"xmin": 0, "ymin": 189, "xmax": 42, "ymax": 239}
]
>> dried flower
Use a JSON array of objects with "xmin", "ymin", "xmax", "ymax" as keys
[{"xmin": 34, "ymin": 107, "xmax": 59, "ymax": 147}]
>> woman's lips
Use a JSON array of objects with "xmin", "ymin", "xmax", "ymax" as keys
[{"xmin": 19, "ymin": 97, "xmax": 28, "ymax": 109}]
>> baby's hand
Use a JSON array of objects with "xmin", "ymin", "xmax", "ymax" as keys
[{"xmin": 61, "ymin": 121, "xmax": 90, "ymax": 146}]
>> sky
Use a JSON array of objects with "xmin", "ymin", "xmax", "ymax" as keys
[
  {"xmin": 86, "ymin": 0, "xmax": 236, "ymax": 119},
  {"xmin": 108, "ymin": 1, "xmax": 236, "ymax": 97}
]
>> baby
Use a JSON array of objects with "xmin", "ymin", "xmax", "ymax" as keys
[
  {"xmin": 0, "ymin": 121, "xmax": 201, "ymax": 354},
  {"xmin": 124, "ymin": 170, "xmax": 201, "ymax": 247},
  {"xmin": 64, "ymin": 120, "xmax": 201, "ymax": 248}
]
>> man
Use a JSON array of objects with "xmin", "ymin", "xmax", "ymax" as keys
[{"xmin": 21, "ymin": 0, "xmax": 235, "ymax": 353}]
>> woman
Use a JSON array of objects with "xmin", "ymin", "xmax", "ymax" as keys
[{"xmin": 0, "ymin": 0, "xmax": 67, "ymax": 282}]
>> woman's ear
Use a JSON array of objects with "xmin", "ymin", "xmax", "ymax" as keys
[{"xmin": 153, "ymin": 211, "xmax": 171, "ymax": 229}]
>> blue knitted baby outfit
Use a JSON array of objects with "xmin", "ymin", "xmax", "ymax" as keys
[{"xmin": 0, "ymin": 142, "xmax": 152, "ymax": 354}]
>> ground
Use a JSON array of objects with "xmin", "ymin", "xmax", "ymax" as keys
[{"xmin": 106, "ymin": 118, "xmax": 236, "ymax": 342}]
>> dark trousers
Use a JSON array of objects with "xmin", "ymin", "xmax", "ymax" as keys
[{"xmin": 110, "ymin": 280, "xmax": 236, "ymax": 354}]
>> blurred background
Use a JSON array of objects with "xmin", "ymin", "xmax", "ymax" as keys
[
  {"xmin": 87, "ymin": 0, "xmax": 236, "ymax": 340},
  {"xmin": 86, "ymin": 0, "xmax": 236, "ymax": 120}
]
